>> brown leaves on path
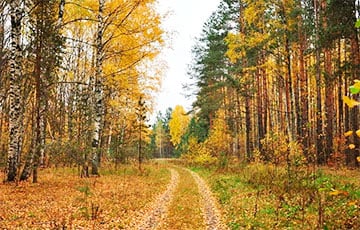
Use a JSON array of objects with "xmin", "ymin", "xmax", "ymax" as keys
[
  {"xmin": 129, "ymin": 168, "xmax": 179, "ymax": 230},
  {"xmin": 187, "ymin": 168, "xmax": 228, "ymax": 230},
  {"xmin": 129, "ymin": 165, "xmax": 227, "ymax": 229},
  {"xmin": 160, "ymin": 167, "xmax": 205, "ymax": 230}
]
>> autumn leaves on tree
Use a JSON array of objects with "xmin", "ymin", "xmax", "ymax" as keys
[
  {"xmin": 1, "ymin": 0, "xmax": 164, "ymax": 182},
  {"xmin": 2, "ymin": 0, "xmax": 360, "ymax": 183},
  {"xmin": 181, "ymin": 0, "xmax": 360, "ymax": 167}
]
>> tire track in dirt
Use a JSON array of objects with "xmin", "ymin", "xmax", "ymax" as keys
[
  {"xmin": 128, "ymin": 168, "xmax": 179, "ymax": 230},
  {"xmin": 159, "ymin": 167, "xmax": 205, "ymax": 229},
  {"xmin": 187, "ymin": 169, "xmax": 228, "ymax": 230}
]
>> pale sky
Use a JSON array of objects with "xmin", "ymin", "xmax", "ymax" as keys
[{"xmin": 154, "ymin": 0, "xmax": 220, "ymax": 116}]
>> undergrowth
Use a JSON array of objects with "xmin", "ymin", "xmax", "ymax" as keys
[{"xmin": 193, "ymin": 164, "xmax": 360, "ymax": 229}]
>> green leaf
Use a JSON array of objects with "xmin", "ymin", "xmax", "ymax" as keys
[
  {"xmin": 356, "ymin": 19, "xmax": 360, "ymax": 28},
  {"xmin": 349, "ymin": 85, "xmax": 360, "ymax": 94}
]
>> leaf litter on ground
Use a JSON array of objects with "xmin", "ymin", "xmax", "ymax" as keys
[{"xmin": 0, "ymin": 163, "xmax": 170, "ymax": 229}]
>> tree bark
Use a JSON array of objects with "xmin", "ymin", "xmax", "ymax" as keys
[
  {"xmin": 92, "ymin": 0, "xmax": 105, "ymax": 175},
  {"xmin": 6, "ymin": 0, "xmax": 23, "ymax": 182},
  {"xmin": 298, "ymin": 9, "xmax": 309, "ymax": 157},
  {"xmin": 314, "ymin": 0, "xmax": 324, "ymax": 164},
  {"xmin": 285, "ymin": 36, "xmax": 294, "ymax": 142},
  {"xmin": 324, "ymin": 49, "xmax": 334, "ymax": 164},
  {"xmin": 348, "ymin": 26, "xmax": 360, "ymax": 167},
  {"xmin": 245, "ymin": 96, "xmax": 252, "ymax": 160}
]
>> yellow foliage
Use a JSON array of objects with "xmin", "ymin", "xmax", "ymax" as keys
[
  {"xmin": 169, "ymin": 105, "xmax": 190, "ymax": 147},
  {"xmin": 349, "ymin": 144, "xmax": 356, "ymax": 149},
  {"xmin": 343, "ymin": 96, "xmax": 360, "ymax": 108},
  {"xmin": 205, "ymin": 110, "xmax": 231, "ymax": 158},
  {"xmin": 62, "ymin": 0, "xmax": 164, "ymax": 137},
  {"xmin": 344, "ymin": 130, "xmax": 353, "ymax": 137},
  {"xmin": 226, "ymin": 0, "xmax": 299, "ymax": 68},
  {"xmin": 225, "ymin": 32, "xmax": 246, "ymax": 63},
  {"xmin": 181, "ymin": 137, "xmax": 218, "ymax": 166},
  {"xmin": 353, "ymin": 79, "xmax": 360, "ymax": 89},
  {"xmin": 243, "ymin": 0, "xmax": 266, "ymax": 27},
  {"xmin": 193, "ymin": 153, "xmax": 218, "ymax": 166}
]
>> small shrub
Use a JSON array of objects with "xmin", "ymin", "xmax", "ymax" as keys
[{"xmin": 260, "ymin": 132, "xmax": 289, "ymax": 164}]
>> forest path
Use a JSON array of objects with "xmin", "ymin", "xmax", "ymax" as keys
[
  {"xmin": 129, "ymin": 168, "xmax": 180, "ymax": 230},
  {"xmin": 129, "ymin": 162, "xmax": 227, "ymax": 229},
  {"xmin": 186, "ymin": 168, "xmax": 228, "ymax": 230}
]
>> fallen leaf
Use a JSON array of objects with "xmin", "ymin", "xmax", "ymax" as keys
[
  {"xmin": 329, "ymin": 189, "xmax": 349, "ymax": 196},
  {"xmin": 348, "ymin": 201, "xmax": 357, "ymax": 206}
]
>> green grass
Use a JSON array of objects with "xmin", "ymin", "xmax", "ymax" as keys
[{"xmin": 192, "ymin": 163, "xmax": 360, "ymax": 230}]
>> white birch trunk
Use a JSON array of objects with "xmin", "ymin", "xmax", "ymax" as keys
[
  {"xmin": 91, "ymin": 0, "xmax": 105, "ymax": 175},
  {"xmin": 7, "ymin": 0, "xmax": 23, "ymax": 182}
]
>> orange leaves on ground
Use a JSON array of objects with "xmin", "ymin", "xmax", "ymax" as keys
[{"xmin": 0, "ymin": 164, "xmax": 170, "ymax": 229}]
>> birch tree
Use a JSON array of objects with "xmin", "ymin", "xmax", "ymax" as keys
[
  {"xmin": 6, "ymin": 0, "xmax": 23, "ymax": 182},
  {"xmin": 91, "ymin": 0, "xmax": 105, "ymax": 176}
]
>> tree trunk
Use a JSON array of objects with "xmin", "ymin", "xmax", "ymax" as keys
[
  {"xmin": 20, "ymin": 0, "xmax": 51, "ymax": 182},
  {"xmin": 6, "ymin": 0, "xmax": 23, "ymax": 182},
  {"xmin": 92, "ymin": 0, "xmax": 105, "ymax": 175},
  {"xmin": 235, "ymin": 90, "xmax": 242, "ymax": 159},
  {"xmin": 337, "ymin": 39, "xmax": 343, "ymax": 140},
  {"xmin": 285, "ymin": 36, "xmax": 294, "ymax": 142},
  {"xmin": 57, "ymin": 0, "xmax": 65, "ymax": 28},
  {"xmin": 320, "ymin": 0, "xmax": 334, "ymax": 165},
  {"xmin": 0, "ymin": 1, "xmax": 5, "ymax": 110},
  {"xmin": 324, "ymin": 48, "xmax": 334, "ymax": 163},
  {"xmin": 348, "ymin": 26, "xmax": 360, "ymax": 167},
  {"xmin": 256, "ymin": 70, "xmax": 264, "ymax": 151},
  {"xmin": 245, "ymin": 96, "xmax": 252, "ymax": 160},
  {"xmin": 314, "ymin": 0, "xmax": 324, "ymax": 164},
  {"xmin": 298, "ymin": 11, "xmax": 309, "ymax": 157}
]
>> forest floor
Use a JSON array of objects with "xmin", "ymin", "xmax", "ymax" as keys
[
  {"xmin": 0, "ymin": 161, "xmax": 226, "ymax": 229},
  {"xmin": 0, "ymin": 161, "xmax": 359, "ymax": 229}
]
